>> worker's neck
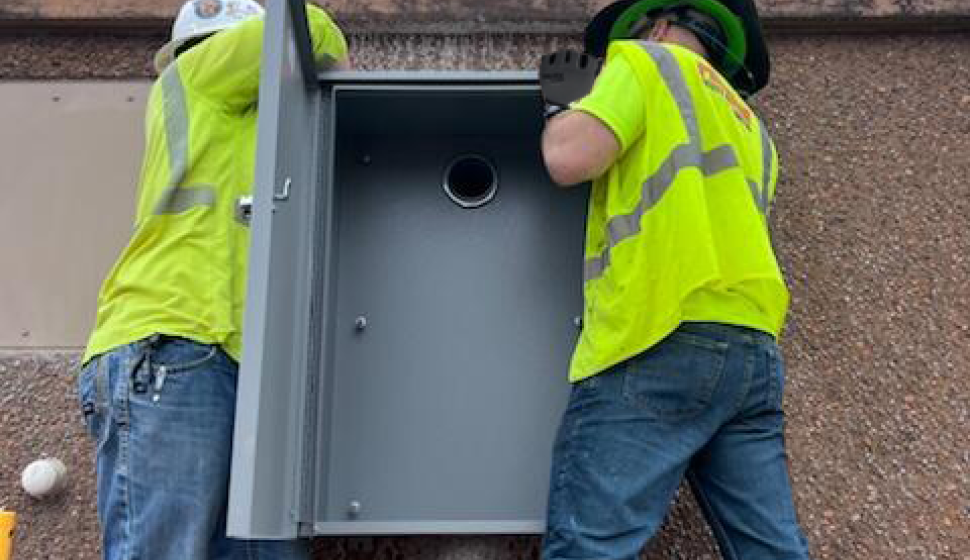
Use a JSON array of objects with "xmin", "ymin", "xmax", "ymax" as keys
[{"xmin": 649, "ymin": 24, "xmax": 709, "ymax": 59}]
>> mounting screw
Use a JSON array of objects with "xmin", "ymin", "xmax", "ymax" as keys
[
  {"xmin": 355, "ymin": 316, "xmax": 368, "ymax": 331},
  {"xmin": 573, "ymin": 316, "xmax": 583, "ymax": 329},
  {"xmin": 360, "ymin": 154, "xmax": 372, "ymax": 165},
  {"xmin": 348, "ymin": 500, "xmax": 362, "ymax": 518}
]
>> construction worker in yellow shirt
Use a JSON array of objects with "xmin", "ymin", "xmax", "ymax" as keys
[
  {"xmin": 76, "ymin": 2, "xmax": 348, "ymax": 558},
  {"xmin": 539, "ymin": 0, "xmax": 812, "ymax": 557}
]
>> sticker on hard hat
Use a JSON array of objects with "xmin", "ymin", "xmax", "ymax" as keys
[
  {"xmin": 194, "ymin": 0, "xmax": 223, "ymax": 19},
  {"xmin": 226, "ymin": 1, "xmax": 261, "ymax": 18}
]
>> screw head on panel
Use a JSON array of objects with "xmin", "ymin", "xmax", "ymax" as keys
[
  {"xmin": 355, "ymin": 316, "xmax": 368, "ymax": 331},
  {"xmin": 348, "ymin": 500, "xmax": 362, "ymax": 518},
  {"xmin": 573, "ymin": 316, "xmax": 583, "ymax": 329}
]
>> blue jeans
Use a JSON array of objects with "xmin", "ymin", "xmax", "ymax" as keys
[
  {"xmin": 77, "ymin": 335, "xmax": 310, "ymax": 560},
  {"xmin": 543, "ymin": 322, "xmax": 812, "ymax": 560}
]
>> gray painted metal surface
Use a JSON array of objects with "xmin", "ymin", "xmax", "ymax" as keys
[
  {"xmin": 228, "ymin": 0, "xmax": 322, "ymax": 539},
  {"xmin": 314, "ymin": 89, "xmax": 585, "ymax": 533},
  {"xmin": 231, "ymin": 0, "xmax": 587, "ymax": 538},
  {"xmin": 319, "ymin": 71, "xmax": 539, "ymax": 84}
]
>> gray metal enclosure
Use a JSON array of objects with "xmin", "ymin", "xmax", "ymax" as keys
[{"xmin": 228, "ymin": 1, "xmax": 586, "ymax": 538}]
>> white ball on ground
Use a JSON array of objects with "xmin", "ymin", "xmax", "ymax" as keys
[{"xmin": 21, "ymin": 458, "xmax": 67, "ymax": 498}]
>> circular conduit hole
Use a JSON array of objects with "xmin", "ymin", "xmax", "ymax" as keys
[{"xmin": 443, "ymin": 154, "xmax": 499, "ymax": 209}]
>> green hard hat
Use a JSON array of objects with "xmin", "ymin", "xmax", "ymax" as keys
[{"xmin": 584, "ymin": 0, "xmax": 771, "ymax": 95}]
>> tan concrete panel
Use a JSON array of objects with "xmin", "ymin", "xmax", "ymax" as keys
[
  {"xmin": 0, "ymin": 81, "xmax": 149, "ymax": 348},
  {"xmin": 1, "ymin": 0, "xmax": 968, "ymax": 23}
]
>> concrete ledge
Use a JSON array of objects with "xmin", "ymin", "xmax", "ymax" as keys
[{"xmin": 1, "ymin": 0, "xmax": 970, "ymax": 33}]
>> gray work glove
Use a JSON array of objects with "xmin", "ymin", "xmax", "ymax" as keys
[{"xmin": 539, "ymin": 49, "xmax": 602, "ymax": 119}]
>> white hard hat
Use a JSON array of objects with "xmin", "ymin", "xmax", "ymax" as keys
[{"xmin": 154, "ymin": 0, "xmax": 265, "ymax": 73}]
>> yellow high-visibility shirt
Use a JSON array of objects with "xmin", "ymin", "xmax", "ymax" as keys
[
  {"xmin": 568, "ymin": 41, "xmax": 788, "ymax": 382},
  {"xmin": 83, "ymin": 6, "xmax": 347, "ymax": 364}
]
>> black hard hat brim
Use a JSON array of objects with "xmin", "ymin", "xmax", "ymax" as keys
[{"xmin": 584, "ymin": 0, "xmax": 770, "ymax": 94}]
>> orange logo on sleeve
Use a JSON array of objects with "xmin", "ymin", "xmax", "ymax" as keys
[{"xmin": 698, "ymin": 62, "xmax": 752, "ymax": 130}]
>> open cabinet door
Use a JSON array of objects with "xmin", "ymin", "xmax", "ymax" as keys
[
  {"xmin": 227, "ymin": 0, "xmax": 328, "ymax": 539},
  {"xmin": 228, "ymin": 0, "xmax": 584, "ymax": 540}
]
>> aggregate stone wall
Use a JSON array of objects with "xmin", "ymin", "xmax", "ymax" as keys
[
  {"xmin": 1, "ymin": 31, "xmax": 968, "ymax": 560},
  {"xmin": 2, "ymin": 0, "xmax": 969, "ymax": 26}
]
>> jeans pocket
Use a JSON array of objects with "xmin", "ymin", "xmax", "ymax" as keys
[
  {"xmin": 141, "ymin": 337, "xmax": 224, "ymax": 400},
  {"xmin": 77, "ymin": 358, "xmax": 107, "ymax": 446},
  {"xmin": 622, "ymin": 331, "xmax": 728, "ymax": 421},
  {"xmin": 149, "ymin": 336, "xmax": 221, "ymax": 376}
]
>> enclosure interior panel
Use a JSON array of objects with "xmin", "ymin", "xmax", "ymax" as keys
[{"xmin": 313, "ymin": 87, "xmax": 587, "ymax": 533}]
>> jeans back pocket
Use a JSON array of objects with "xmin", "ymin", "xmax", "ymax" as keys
[{"xmin": 622, "ymin": 331, "xmax": 728, "ymax": 421}]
